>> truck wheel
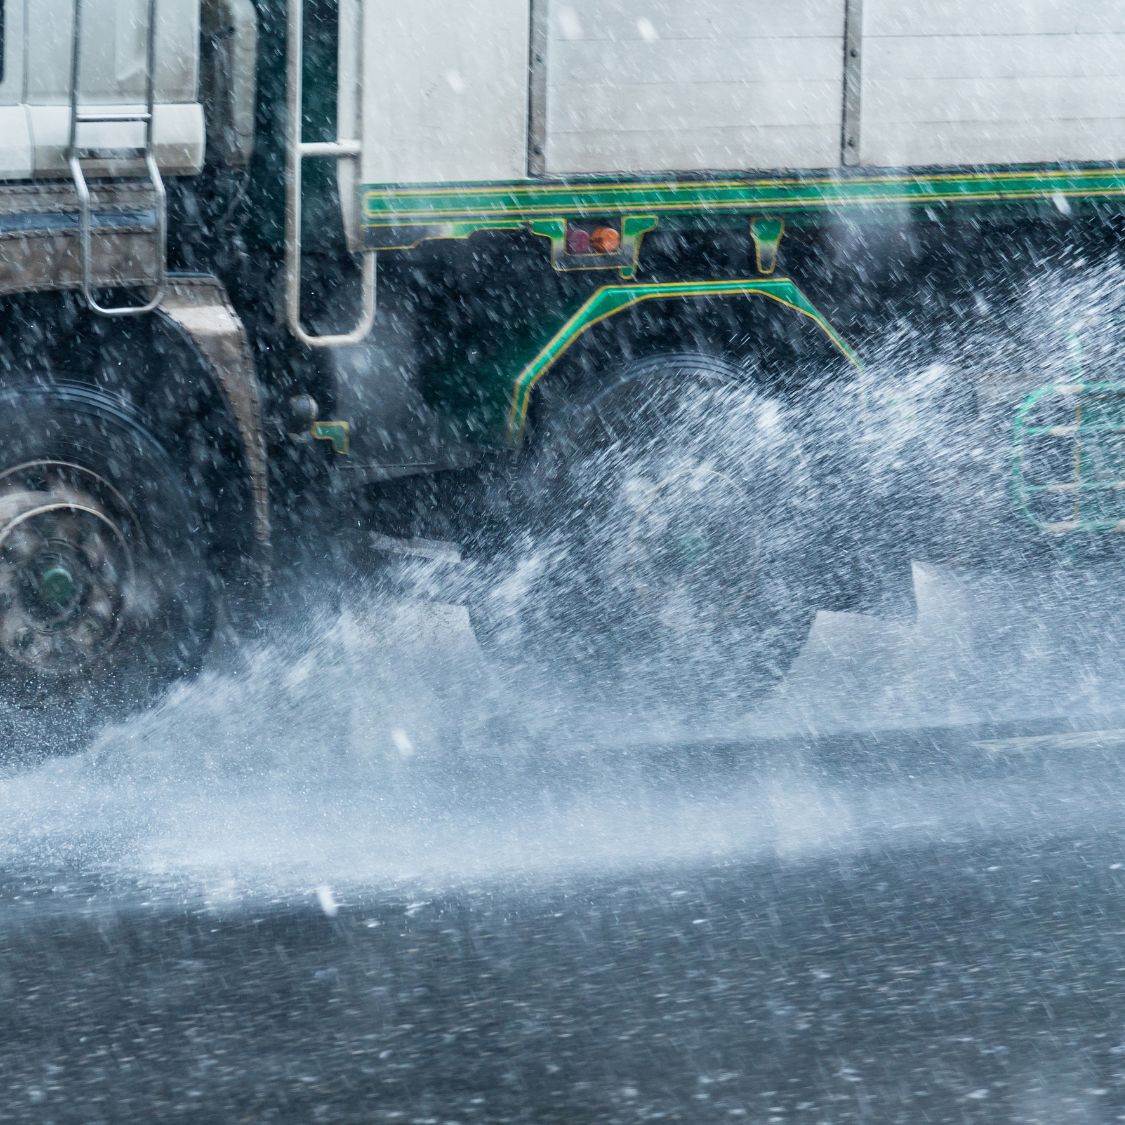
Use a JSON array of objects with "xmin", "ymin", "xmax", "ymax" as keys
[
  {"xmin": 0, "ymin": 383, "xmax": 217, "ymax": 751},
  {"xmin": 471, "ymin": 354, "xmax": 820, "ymax": 708}
]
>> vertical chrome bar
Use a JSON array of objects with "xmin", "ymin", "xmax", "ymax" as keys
[
  {"xmin": 68, "ymin": 0, "xmax": 94, "ymax": 310},
  {"xmin": 142, "ymin": 0, "xmax": 168, "ymax": 313},
  {"xmin": 68, "ymin": 0, "xmax": 83, "ymax": 155},
  {"xmin": 527, "ymin": 0, "xmax": 549, "ymax": 177},
  {"xmin": 144, "ymin": 0, "xmax": 158, "ymax": 150},
  {"xmin": 285, "ymin": 0, "xmax": 377, "ymax": 348},
  {"xmin": 841, "ymin": 0, "xmax": 864, "ymax": 167},
  {"xmin": 285, "ymin": 0, "xmax": 306, "ymax": 334}
]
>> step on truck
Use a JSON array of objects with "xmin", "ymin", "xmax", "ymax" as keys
[{"xmin": 2, "ymin": 0, "xmax": 1125, "ymax": 743}]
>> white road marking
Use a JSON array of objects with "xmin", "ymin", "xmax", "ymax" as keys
[{"xmin": 973, "ymin": 729, "xmax": 1125, "ymax": 755}]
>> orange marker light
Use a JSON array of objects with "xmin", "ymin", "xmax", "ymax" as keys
[{"xmin": 590, "ymin": 226, "xmax": 621, "ymax": 254}]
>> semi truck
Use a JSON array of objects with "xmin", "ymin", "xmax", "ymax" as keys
[{"xmin": 2, "ymin": 0, "xmax": 1124, "ymax": 740}]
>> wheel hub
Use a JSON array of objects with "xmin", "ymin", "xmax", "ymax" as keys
[
  {"xmin": 0, "ymin": 464, "xmax": 137, "ymax": 678},
  {"xmin": 36, "ymin": 562, "xmax": 79, "ymax": 613},
  {"xmin": 625, "ymin": 463, "xmax": 756, "ymax": 610}
]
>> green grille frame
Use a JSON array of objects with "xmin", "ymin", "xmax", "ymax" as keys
[{"xmin": 1013, "ymin": 381, "xmax": 1125, "ymax": 534}]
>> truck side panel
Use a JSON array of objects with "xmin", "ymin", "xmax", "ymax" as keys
[
  {"xmin": 25, "ymin": 0, "xmax": 199, "ymax": 104},
  {"xmin": 543, "ymin": 0, "xmax": 846, "ymax": 174},
  {"xmin": 861, "ymin": 0, "xmax": 1125, "ymax": 166},
  {"xmin": 347, "ymin": 0, "xmax": 1125, "ymax": 199},
  {"xmin": 355, "ymin": 0, "xmax": 529, "ymax": 185},
  {"xmin": 0, "ymin": 0, "xmax": 31, "ymax": 177}
]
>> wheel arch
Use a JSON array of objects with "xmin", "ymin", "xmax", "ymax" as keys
[
  {"xmin": 155, "ymin": 275, "xmax": 270, "ymax": 592},
  {"xmin": 490, "ymin": 280, "xmax": 913, "ymax": 624},
  {"xmin": 505, "ymin": 278, "xmax": 861, "ymax": 447}
]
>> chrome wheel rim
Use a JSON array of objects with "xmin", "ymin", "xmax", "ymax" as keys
[{"xmin": 0, "ymin": 462, "xmax": 139, "ymax": 679}]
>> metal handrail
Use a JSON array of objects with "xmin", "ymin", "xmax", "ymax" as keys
[
  {"xmin": 67, "ymin": 0, "xmax": 166, "ymax": 316},
  {"xmin": 285, "ymin": 0, "xmax": 377, "ymax": 348}
]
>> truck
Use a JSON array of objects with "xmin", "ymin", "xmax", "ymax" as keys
[{"xmin": 2, "ymin": 0, "xmax": 1124, "ymax": 743}]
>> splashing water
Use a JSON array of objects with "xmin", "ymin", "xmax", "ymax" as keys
[
  {"xmin": 4, "ymin": 262, "xmax": 1125, "ymax": 901},
  {"xmin": 0, "ymin": 561, "xmax": 1124, "ymax": 905}
]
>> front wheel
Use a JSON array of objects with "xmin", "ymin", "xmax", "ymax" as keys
[{"xmin": 0, "ymin": 384, "xmax": 218, "ymax": 754}]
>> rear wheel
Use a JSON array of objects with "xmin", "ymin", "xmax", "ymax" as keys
[
  {"xmin": 0, "ymin": 383, "xmax": 217, "ymax": 752},
  {"xmin": 470, "ymin": 354, "xmax": 823, "ymax": 709}
]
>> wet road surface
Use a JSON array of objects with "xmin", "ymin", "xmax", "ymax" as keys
[{"xmin": 4, "ymin": 724, "xmax": 1125, "ymax": 1124}]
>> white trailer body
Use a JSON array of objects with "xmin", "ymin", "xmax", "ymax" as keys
[{"xmin": 342, "ymin": 0, "xmax": 1125, "ymax": 194}]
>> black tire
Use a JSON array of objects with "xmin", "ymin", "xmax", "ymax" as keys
[
  {"xmin": 469, "ymin": 354, "xmax": 823, "ymax": 710},
  {"xmin": 0, "ymin": 382, "xmax": 217, "ymax": 757}
]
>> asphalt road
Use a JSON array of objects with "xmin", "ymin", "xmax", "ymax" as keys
[
  {"xmin": 4, "ymin": 723, "xmax": 1125, "ymax": 1124},
  {"xmin": 5, "ymin": 567, "xmax": 1125, "ymax": 1124}
]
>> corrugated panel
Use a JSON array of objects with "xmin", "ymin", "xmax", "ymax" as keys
[
  {"xmin": 549, "ymin": 126, "xmax": 843, "ymax": 176},
  {"xmin": 860, "ymin": 0, "xmax": 1125, "ymax": 167},
  {"xmin": 865, "ymin": 1, "xmax": 1125, "ymax": 37},
  {"xmin": 543, "ymin": 0, "xmax": 847, "ymax": 174},
  {"xmin": 550, "ymin": 0, "xmax": 847, "ymax": 41},
  {"xmin": 357, "ymin": 0, "xmax": 530, "ymax": 185}
]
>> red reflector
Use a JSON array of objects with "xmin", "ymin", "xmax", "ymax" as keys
[{"xmin": 566, "ymin": 227, "xmax": 592, "ymax": 255}]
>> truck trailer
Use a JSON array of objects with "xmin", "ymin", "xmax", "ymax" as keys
[{"xmin": 2, "ymin": 0, "xmax": 1124, "ymax": 740}]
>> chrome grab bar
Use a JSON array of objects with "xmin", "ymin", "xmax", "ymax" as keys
[
  {"xmin": 285, "ymin": 0, "xmax": 377, "ymax": 348},
  {"xmin": 67, "ymin": 0, "xmax": 166, "ymax": 316}
]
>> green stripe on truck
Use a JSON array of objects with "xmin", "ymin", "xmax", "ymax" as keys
[{"xmin": 361, "ymin": 166, "xmax": 1125, "ymax": 247}]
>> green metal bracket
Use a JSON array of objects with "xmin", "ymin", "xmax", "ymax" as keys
[
  {"xmin": 528, "ymin": 215, "xmax": 658, "ymax": 279},
  {"xmin": 364, "ymin": 220, "xmax": 524, "ymax": 251},
  {"xmin": 311, "ymin": 420, "xmax": 351, "ymax": 455},
  {"xmin": 749, "ymin": 216, "xmax": 784, "ymax": 275}
]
